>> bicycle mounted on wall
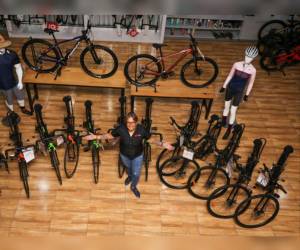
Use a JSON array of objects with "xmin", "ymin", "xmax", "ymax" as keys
[
  {"xmin": 124, "ymin": 33, "xmax": 218, "ymax": 92},
  {"xmin": 22, "ymin": 20, "xmax": 118, "ymax": 80}
]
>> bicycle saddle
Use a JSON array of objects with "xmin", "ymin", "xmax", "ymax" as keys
[
  {"xmin": 152, "ymin": 43, "xmax": 167, "ymax": 49},
  {"xmin": 44, "ymin": 28, "xmax": 59, "ymax": 34}
]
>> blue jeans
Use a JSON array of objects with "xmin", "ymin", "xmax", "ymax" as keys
[{"xmin": 120, "ymin": 153, "xmax": 143, "ymax": 188}]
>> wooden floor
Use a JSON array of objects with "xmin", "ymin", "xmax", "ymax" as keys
[{"xmin": 0, "ymin": 38, "xmax": 299, "ymax": 236}]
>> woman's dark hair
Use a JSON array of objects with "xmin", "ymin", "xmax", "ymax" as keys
[{"xmin": 126, "ymin": 112, "xmax": 138, "ymax": 123}]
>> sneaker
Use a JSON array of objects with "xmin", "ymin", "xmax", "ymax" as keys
[
  {"xmin": 124, "ymin": 177, "xmax": 131, "ymax": 186},
  {"xmin": 130, "ymin": 186, "xmax": 140, "ymax": 198}
]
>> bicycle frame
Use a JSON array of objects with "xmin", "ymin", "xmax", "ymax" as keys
[{"xmin": 276, "ymin": 45, "xmax": 300, "ymax": 64}]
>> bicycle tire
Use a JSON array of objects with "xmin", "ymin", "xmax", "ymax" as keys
[
  {"xmin": 80, "ymin": 44, "xmax": 118, "ymax": 79},
  {"xmin": 91, "ymin": 145, "xmax": 100, "ymax": 183},
  {"xmin": 20, "ymin": 160, "xmax": 30, "ymax": 198},
  {"xmin": 22, "ymin": 38, "xmax": 59, "ymax": 73},
  {"xmin": 144, "ymin": 142, "xmax": 151, "ymax": 181},
  {"xmin": 158, "ymin": 157, "xmax": 200, "ymax": 189},
  {"xmin": 63, "ymin": 140, "xmax": 80, "ymax": 178},
  {"xmin": 258, "ymin": 20, "xmax": 287, "ymax": 41},
  {"xmin": 257, "ymin": 33, "xmax": 284, "ymax": 56},
  {"xmin": 180, "ymin": 57, "xmax": 218, "ymax": 88},
  {"xmin": 187, "ymin": 166, "xmax": 229, "ymax": 200},
  {"xmin": 207, "ymin": 183, "xmax": 251, "ymax": 219},
  {"xmin": 49, "ymin": 150, "xmax": 62, "ymax": 185},
  {"xmin": 124, "ymin": 54, "xmax": 162, "ymax": 87},
  {"xmin": 234, "ymin": 193, "xmax": 280, "ymax": 228},
  {"xmin": 156, "ymin": 143, "xmax": 181, "ymax": 174},
  {"xmin": 118, "ymin": 154, "xmax": 126, "ymax": 178}
]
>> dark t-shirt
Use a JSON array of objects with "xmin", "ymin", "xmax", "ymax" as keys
[
  {"xmin": 111, "ymin": 124, "xmax": 151, "ymax": 159},
  {"xmin": 0, "ymin": 49, "xmax": 20, "ymax": 90}
]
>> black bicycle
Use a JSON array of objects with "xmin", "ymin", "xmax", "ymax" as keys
[
  {"xmin": 4, "ymin": 111, "xmax": 36, "ymax": 198},
  {"xmin": 207, "ymin": 138, "xmax": 266, "ymax": 219},
  {"xmin": 22, "ymin": 20, "xmax": 118, "ymax": 79},
  {"xmin": 156, "ymin": 101, "xmax": 201, "ymax": 174},
  {"xmin": 187, "ymin": 124, "xmax": 245, "ymax": 200},
  {"xmin": 53, "ymin": 96, "xmax": 80, "ymax": 178},
  {"xmin": 234, "ymin": 145, "xmax": 294, "ymax": 228},
  {"xmin": 82, "ymin": 100, "xmax": 102, "ymax": 184},
  {"xmin": 34, "ymin": 104, "xmax": 63, "ymax": 185}
]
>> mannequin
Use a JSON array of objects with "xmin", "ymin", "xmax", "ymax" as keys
[
  {"xmin": 0, "ymin": 34, "xmax": 31, "ymax": 115},
  {"xmin": 220, "ymin": 46, "xmax": 258, "ymax": 139}
]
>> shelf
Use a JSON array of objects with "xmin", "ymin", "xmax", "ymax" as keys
[{"xmin": 166, "ymin": 26, "xmax": 241, "ymax": 31}]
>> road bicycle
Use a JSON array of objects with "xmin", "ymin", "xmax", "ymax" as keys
[
  {"xmin": 260, "ymin": 44, "xmax": 300, "ymax": 73},
  {"xmin": 82, "ymin": 100, "xmax": 102, "ymax": 184},
  {"xmin": 124, "ymin": 34, "xmax": 218, "ymax": 90},
  {"xmin": 4, "ymin": 111, "xmax": 36, "ymax": 198},
  {"xmin": 52, "ymin": 96, "xmax": 80, "ymax": 178},
  {"xmin": 206, "ymin": 138, "xmax": 266, "ymax": 219},
  {"xmin": 156, "ymin": 101, "xmax": 201, "ymax": 174},
  {"xmin": 258, "ymin": 15, "xmax": 300, "ymax": 41},
  {"xmin": 22, "ymin": 20, "xmax": 118, "ymax": 79},
  {"xmin": 34, "ymin": 104, "xmax": 63, "ymax": 185},
  {"xmin": 187, "ymin": 124, "xmax": 245, "ymax": 200},
  {"xmin": 234, "ymin": 145, "xmax": 294, "ymax": 228}
]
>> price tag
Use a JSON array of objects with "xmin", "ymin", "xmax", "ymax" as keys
[
  {"xmin": 56, "ymin": 136, "xmax": 64, "ymax": 146},
  {"xmin": 182, "ymin": 148, "xmax": 194, "ymax": 160},
  {"xmin": 22, "ymin": 147, "xmax": 35, "ymax": 163},
  {"xmin": 179, "ymin": 135, "xmax": 184, "ymax": 147},
  {"xmin": 256, "ymin": 172, "xmax": 269, "ymax": 187}
]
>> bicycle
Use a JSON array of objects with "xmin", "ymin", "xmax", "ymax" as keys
[
  {"xmin": 124, "ymin": 33, "xmax": 218, "ymax": 91},
  {"xmin": 233, "ymin": 145, "xmax": 294, "ymax": 228},
  {"xmin": 52, "ymin": 96, "xmax": 80, "ymax": 178},
  {"xmin": 156, "ymin": 101, "xmax": 201, "ymax": 174},
  {"xmin": 4, "ymin": 111, "xmax": 36, "ymax": 198},
  {"xmin": 187, "ymin": 124, "xmax": 245, "ymax": 200},
  {"xmin": 34, "ymin": 104, "xmax": 63, "ymax": 185},
  {"xmin": 22, "ymin": 20, "xmax": 118, "ymax": 80},
  {"xmin": 82, "ymin": 100, "xmax": 102, "ymax": 184},
  {"xmin": 260, "ymin": 44, "xmax": 300, "ymax": 73},
  {"xmin": 206, "ymin": 138, "xmax": 266, "ymax": 219}
]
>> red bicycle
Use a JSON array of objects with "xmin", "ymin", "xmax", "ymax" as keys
[
  {"xmin": 124, "ymin": 34, "xmax": 218, "ymax": 90},
  {"xmin": 260, "ymin": 44, "xmax": 300, "ymax": 73}
]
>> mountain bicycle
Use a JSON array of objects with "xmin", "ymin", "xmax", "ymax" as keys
[
  {"xmin": 82, "ymin": 100, "xmax": 102, "ymax": 184},
  {"xmin": 124, "ymin": 33, "xmax": 218, "ymax": 91},
  {"xmin": 187, "ymin": 124, "xmax": 245, "ymax": 200},
  {"xmin": 52, "ymin": 96, "xmax": 80, "ymax": 178},
  {"xmin": 234, "ymin": 145, "xmax": 294, "ymax": 228},
  {"xmin": 156, "ymin": 101, "xmax": 201, "ymax": 174},
  {"xmin": 22, "ymin": 20, "xmax": 118, "ymax": 80},
  {"xmin": 207, "ymin": 138, "xmax": 266, "ymax": 218},
  {"xmin": 260, "ymin": 44, "xmax": 300, "ymax": 73},
  {"xmin": 34, "ymin": 104, "xmax": 63, "ymax": 185},
  {"xmin": 4, "ymin": 111, "xmax": 36, "ymax": 198}
]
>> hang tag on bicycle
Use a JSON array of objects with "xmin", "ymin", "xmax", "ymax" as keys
[
  {"xmin": 225, "ymin": 157, "xmax": 234, "ymax": 178},
  {"xmin": 22, "ymin": 147, "xmax": 35, "ymax": 163},
  {"xmin": 179, "ymin": 135, "xmax": 184, "ymax": 147},
  {"xmin": 56, "ymin": 136, "xmax": 64, "ymax": 146},
  {"xmin": 182, "ymin": 147, "xmax": 194, "ymax": 160},
  {"xmin": 256, "ymin": 172, "xmax": 269, "ymax": 187}
]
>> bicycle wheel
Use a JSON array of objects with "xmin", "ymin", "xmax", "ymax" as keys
[
  {"xmin": 234, "ymin": 193, "xmax": 280, "ymax": 228},
  {"xmin": 180, "ymin": 57, "xmax": 218, "ymax": 88},
  {"xmin": 156, "ymin": 143, "xmax": 181, "ymax": 173},
  {"xmin": 118, "ymin": 154, "xmax": 126, "ymax": 178},
  {"xmin": 257, "ymin": 33, "xmax": 284, "ymax": 56},
  {"xmin": 91, "ymin": 145, "xmax": 100, "ymax": 183},
  {"xmin": 80, "ymin": 44, "xmax": 118, "ymax": 79},
  {"xmin": 20, "ymin": 160, "xmax": 30, "ymax": 198},
  {"xmin": 187, "ymin": 166, "xmax": 229, "ymax": 200},
  {"xmin": 124, "ymin": 54, "xmax": 162, "ymax": 86},
  {"xmin": 22, "ymin": 38, "xmax": 59, "ymax": 73},
  {"xmin": 258, "ymin": 20, "xmax": 287, "ymax": 40},
  {"xmin": 63, "ymin": 140, "xmax": 80, "ymax": 178},
  {"xmin": 144, "ymin": 142, "xmax": 151, "ymax": 181},
  {"xmin": 158, "ymin": 157, "xmax": 200, "ymax": 189},
  {"xmin": 49, "ymin": 150, "xmax": 62, "ymax": 185},
  {"xmin": 260, "ymin": 49, "xmax": 288, "ymax": 71},
  {"xmin": 207, "ymin": 183, "xmax": 251, "ymax": 219}
]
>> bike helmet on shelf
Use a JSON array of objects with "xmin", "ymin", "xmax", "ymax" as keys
[{"xmin": 245, "ymin": 46, "xmax": 258, "ymax": 58}]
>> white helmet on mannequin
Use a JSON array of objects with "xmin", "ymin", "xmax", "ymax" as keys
[{"xmin": 245, "ymin": 46, "xmax": 258, "ymax": 58}]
